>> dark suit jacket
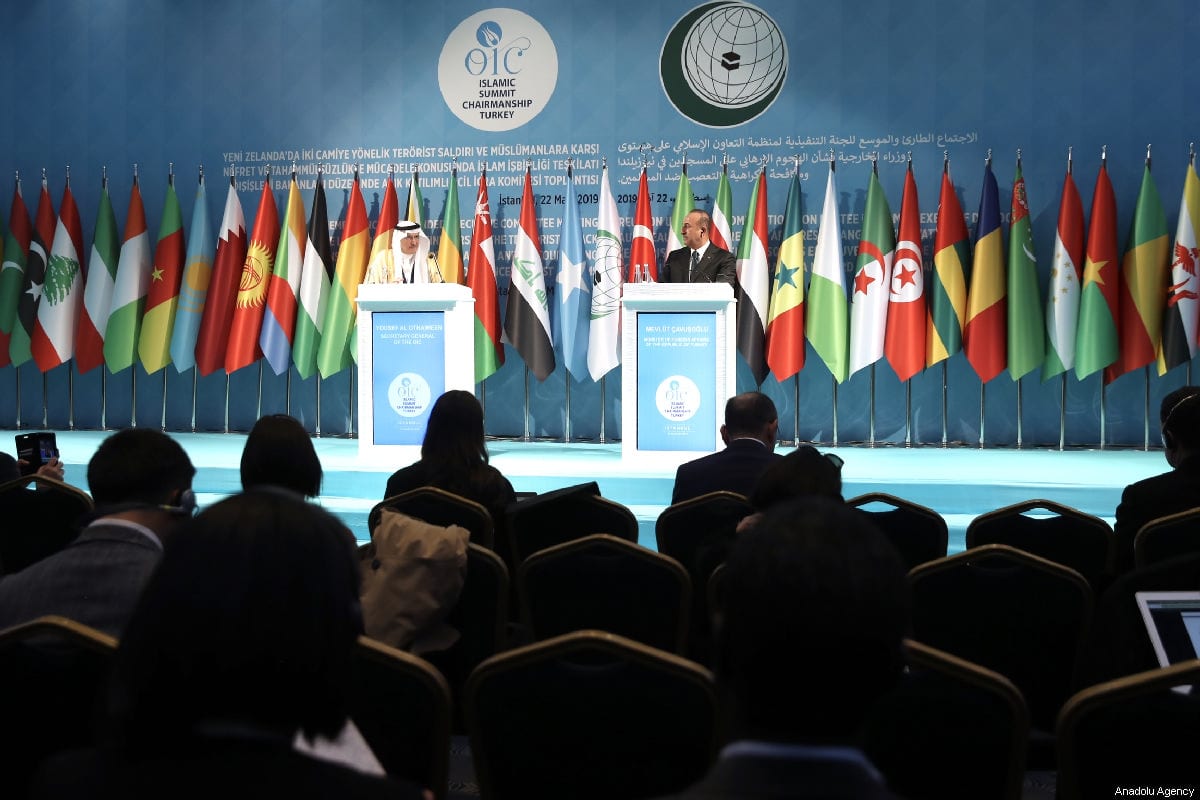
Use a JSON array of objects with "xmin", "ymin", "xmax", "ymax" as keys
[
  {"xmin": 1113, "ymin": 456, "xmax": 1200, "ymax": 573},
  {"xmin": 384, "ymin": 460, "xmax": 516, "ymax": 534},
  {"xmin": 661, "ymin": 243, "xmax": 736, "ymax": 285},
  {"xmin": 671, "ymin": 439, "xmax": 781, "ymax": 505},
  {"xmin": 0, "ymin": 522, "xmax": 162, "ymax": 638},
  {"xmin": 660, "ymin": 750, "xmax": 898, "ymax": 800}
]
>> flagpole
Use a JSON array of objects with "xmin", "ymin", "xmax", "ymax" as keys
[
  {"xmin": 940, "ymin": 362, "xmax": 949, "ymax": 446},
  {"xmin": 978, "ymin": 383, "xmax": 985, "ymax": 448},
  {"xmin": 160, "ymin": 371, "xmax": 168, "ymax": 431},
  {"xmin": 315, "ymin": 376, "xmax": 323, "ymax": 437},
  {"xmin": 190, "ymin": 368, "xmax": 197, "ymax": 433},
  {"xmin": 130, "ymin": 367, "xmax": 137, "ymax": 427},
  {"xmin": 223, "ymin": 373, "xmax": 230, "ymax": 434},
  {"xmin": 68, "ymin": 367, "xmax": 75, "ymax": 430},
  {"xmin": 792, "ymin": 374, "xmax": 800, "ymax": 446},
  {"xmin": 564, "ymin": 371, "xmax": 572, "ymax": 443},
  {"xmin": 254, "ymin": 362, "xmax": 263, "ymax": 422},
  {"xmin": 349, "ymin": 369, "xmax": 356, "ymax": 438},
  {"xmin": 1100, "ymin": 380, "xmax": 1107, "ymax": 450},
  {"xmin": 1058, "ymin": 374, "xmax": 1066, "ymax": 450},
  {"xmin": 904, "ymin": 379, "xmax": 912, "ymax": 447},
  {"xmin": 14, "ymin": 365, "xmax": 21, "ymax": 429},
  {"xmin": 285, "ymin": 368, "xmax": 292, "ymax": 418},
  {"xmin": 523, "ymin": 366, "xmax": 531, "ymax": 442},
  {"xmin": 868, "ymin": 364, "xmax": 876, "ymax": 446},
  {"xmin": 41, "ymin": 372, "xmax": 48, "ymax": 428},
  {"xmin": 1016, "ymin": 378, "xmax": 1024, "ymax": 449},
  {"xmin": 599, "ymin": 375, "xmax": 607, "ymax": 444},
  {"xmin": 831, "ymin": 377, "xmax": 839, "ymax": 447},
  {"xmin": 99, "ymin": 369, "xmax": 106, "ymax": 429},
  {"xmin": 1143, "ymin": 366, "xmax": 1151, "ymax": 451}
]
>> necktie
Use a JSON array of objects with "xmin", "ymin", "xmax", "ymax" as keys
[{"xmin": 690, "ymin": 250, "xmax": 700, "ymax": 282}]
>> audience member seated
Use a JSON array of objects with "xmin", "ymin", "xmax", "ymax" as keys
[
  {"xmin": 0, "ymin": 429, "xmax": 195, "ymax": 638},
  {"xmin": 736, "ymin": 445, "xmax": 844, "ymax": 532},
  {"xmin": 29, "ymin": 491, "xmax": 428, "ymax": 800},
  {"xmin": 662, "ymin": 497, "xmax": 908, "ymax": 799},
  {"xmin": 1114, "ymin": 385, "xmax": 1200, "ymax": 574},
  {"xmin": 0, "ymin": 449, "xmax": 66, "ymax": 484},
  {"xmin": 671, "ymin": 392, "xmax": 782, "ymax": 505},
  {"xmin": 241, "ymin": 413, "xmax": 323, "ymax": 498},
  {"xmin": 384, "ymin": 390, "xmax": 515, "ymax": 527}
]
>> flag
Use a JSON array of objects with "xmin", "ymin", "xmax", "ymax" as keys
[
  {"xmin": 368, "ymin": 170, "xmax": 399, "ymax": 270},
  {"xmin": 504, "ymin": 168, "xmax": 555, "ymax": 381},
  {"xmin": 555, "ymin": 166, "xmax": 590, "ymax": 381},
  {"xmin": 293, "ymin": 171, "xmax": 332, "ymax": 380},
  {"xmin": 1106, "ymin": 160, "xmax": 1170, "ymax": 382},
  {"xmin": 137, "ymin": 175, "xmax": 186, "ymax": 373},
  {"xmin": 628, "ymin": 168, "xmax": 657, "ymax": 282},
  {"xmin": 764, "ymin": 172, "xmax": 805, "ymax": 381},
  {"xmin": 1008, "ymin": 159, "xmax": 1044, "ymax": 380},
  {"xmin": 886, "ymin": 162, "xmax": 926, "ymax": 382},
  {"xmin": 467, "ymin": 169, "xmax": 504, "ymax": 383},
  {"xmin": 31, "ymin": 177, "xmax": 84, "ymax": 370},
  {"xmin": 709, "ymin": 162, "xmax": 735, "ymax": 253},
  {"xmin": 405, "ymin": 170, "xmax": 424, "ymax": 226},
  {"xmin": 316, "ymin": 172, "xmax": 369, "ymax": 378},
  {"xmin": 1074, "ymin": 158, "xmax": 1120, "ymax": 380},
  {"xmin": 807, "ymin": 160, "xmax": 849, "ymax": 383},
  {"xmin": 260, "ymin": 171, "xmax": 306, "ymax": 375},
  {"xmin": 667, "ymin": 164, "xmax": 692, "ymax": 253},
  {"xmin": 169, "ymin": 172, "xmax": 214, "ymax": 373},
  {"xmin": 964, "ymin": 159, "xmax": 1007, "ymax": 383},
  {"xmin": 75, "ymin": 178, "xmax": 120, "ymax": 373},
  {"xmin": 588, "ymin": 164, "xmax": 623, "ymax": 381},
  {"xmin": 0, "ymin": 179, "xmax": 27, "ymax": 368},
  {"xmin": 927, "ymin": 161, "xmax": 970, "ymax": 367},
  {"xmin": 194, "ymin": 178, "xmax": 247, "ymax": 376},
  {"xmin": 437, "ymin": 168, "xmax": 465, "ymax": 285},
  {"xmin": 1042, "ymin": 161, "xmax": 1085, "ymax": 381},
  {"xmin": 11, "ymin": 176, "xmax": 54, "ymax": 366},
  {"xmin": 226, "ymin": 178, "xmax": 280, "ymax": 372},
  {"xmin": 735, "ymin": 171, "xmax": 770, "ymax": 385},
  {"xmin": 848, "ymin": 165, "xmax": 896, "ymax": 377},
  {"xmin": 1159, "ymin": 157, "xmax": 1200, "ymax": 373},
  {"xmin": 103, "ymin": 175, "xmax": 150, "ymax": 373}
]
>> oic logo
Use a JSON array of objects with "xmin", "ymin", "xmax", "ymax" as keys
[{"xmin": 660, "ymin": 1, "xmax": 788, "ymax": 128}]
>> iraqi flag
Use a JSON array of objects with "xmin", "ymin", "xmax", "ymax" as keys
[{"xmin": 503, "ymin": 168, "xmax": 555, "ymax": 381}]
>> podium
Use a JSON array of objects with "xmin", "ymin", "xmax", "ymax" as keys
[
  {"xmin": 355, "ymin": 283, "xmax": 475, "ymax": 462},
  {"xmin": 620, "ymin": 283, "xmax": 737, "ymax": 465}
]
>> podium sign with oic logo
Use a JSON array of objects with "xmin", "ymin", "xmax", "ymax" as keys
[
  {"xmin": 621, "ymin": 283, "xmax": 737, "ymax": 467},
  {"xmin": 355, "ymin": 283, "xmax": 476, "ymax": 463}
]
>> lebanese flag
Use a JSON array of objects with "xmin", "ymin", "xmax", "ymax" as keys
[{"xmin": 31, "ymin": 178, "xmax": 84, "ymax": 370}]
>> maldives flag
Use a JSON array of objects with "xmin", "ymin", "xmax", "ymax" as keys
[
  {"xmin": 927, "ymin": 160, "xmax": 970, "ymax": 367},
  {"xmin": 1074, "ymin": 158, "xmax": 1120, "ymax": 380},
  {"xmin": 32, "ymin": 177, "xmax": 84, "ymax": 371},
  {"xmin": 848, "ymin": 165, "xmax": 896, "ymax": 377},
  {"xmin": 467, "ymin": 169, "xmax": 504, "ymax": 383},
  {"xmin": 765, "ymin": 172, "xmax": 805, "ymax": 381},
  {"xmin": 1007, "ymin": 159, "xmax": 1044, "ymax": 381},
  {"xmin": 194, "ymin": 178, "xmax": 246, "ymax": 376},
  {"xmin": 0, "ymin": 179, "xmax": 30, "ymax": 368},
  {"xmin": 11, "ymin": 177, "xmax": 54, "ymax": 367},
  {"xmin": 1158, "ymin": 157, "xmax": 1200, "ymax": 374},
  {"xmin": 1106, "ymin": 160, "xmax": 1170, "ymax": 383},
  {"xmin": 503, "ymin": 168, "xmax": 555, "ymax": 381},
  {"xmin": 260, "ymin": 172, "xmax": 306, "ymax": 375},
  {"xmin": 628, "ymin": 168, "xmax": 657, "ymax": 282},
  {"xmin": 438, "ymin": 168, "xmax": 465, "ymax": 285},
  {"xmin": 292, "ymin": 171, "xmax": 331, "ymax": 380},
  {"xmin": 709, "ymin": 163, "xmax": 735, "ymax": 253},
  {"xmin": 316, "ymin": 172, "xmax": 369, "ymax": 378},
  {"xmin": 885, "ymin": 162, "xmax": 926, "ymax": 382},
  {"xmin": 964, "ymin": 158, "xmax": 1007, "ymax": 383},
  {"xmin": 137, "ymin": 175, "xmax": 186, "ymax": 374},
  {"xmin": 1042, "ymin": 161, "xmax": 1085, "ymax": 381},
  {"xmin": 75, "ymin": 177, "xmax": 120, "ymax": 374},
  {"xmin": 226, "ymin": 178, "xmax": 280, "ymax": 373},
  {"xmin": 806, "ymin": 160, "xmax": 849, "ymax": 383}
]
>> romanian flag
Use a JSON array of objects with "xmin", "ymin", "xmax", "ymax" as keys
[
  {"xmin": 1074, "ymin": 157, "xmax": 1120, "ymax": 380},
  {"xmin": 927, "ymin": 160, "xmax": 970, "ymax": 368},
  {"xmin": 765, "ymin": 171, "xmax": 805, "ymax": 381},
  {"xmin": 628, "ymin": 168, "xmax": 657, "ymax": 282},
  {"xmin": 885, "ymin": 162, "xmax": 926, "ymax": 382},
  {"xmin": 316, "ymin": 171, "xmax": 369, "ymax": 378},
  {"xmin": 194, "ymin": 178, "xmax": 246, "ymax": 376},
  {"xmin": 438, "ymin": 167, "xmax": 465, "ymax": 285},
  {"xmin": 964, "ymin": 158, "xmax": 1007, "ymax": 383},
  {"xmin": 137, "ymin": 174, "xmax": 186, "ymax": 374},
  {"xmin": 260, "ymin": 172, "xmax": 306, "ymax": 376},
  {"xmin": 467, "ymin": 169, "xmax": 503, "ymax": 383}
]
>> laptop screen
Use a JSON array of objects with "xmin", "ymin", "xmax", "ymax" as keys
[{"xmin": 1135, "ymin": 591, "xmax": 1200, "ymax": 668}]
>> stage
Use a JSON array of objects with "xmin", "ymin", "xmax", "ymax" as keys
[{"xmin": 12, "ymin": 429, "xmax": 1168, "ymax": 551}]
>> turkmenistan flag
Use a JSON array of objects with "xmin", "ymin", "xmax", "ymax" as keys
[
  {"xmin": 806, "ymin": 160, "xmax": 848, "ymax": 383},
  {"xmin": 168, "ymin": 172, "xmax": 213, "ymax": 373},
  {"xmin": 137, "ymin": 174, "xmax": 186, "ymax": 374},
  {"xmin": 1105, "ymin": 160, "xmax": 1170, "ymax": 383},
  {"xmin": 964, "ymin": 158, "xmax": 1006, "ymax": 383},
  {"xmin": 11, "ymin": 176, "xmax": 54, "ymax": 367},
  {"xmin": 709, "ymin": 162, "xmax": 734, "ymax": 253},
  {"xmin": 587, "ymin": 165, "xmax": 622, "ymax": 382},
  {"xmin": 504, "ymin": 168, "xmax": 555, "ymax": 381},
  {"xmin": 104, "ymin": 175, "xmax": 150, "ymax": 373},
  {"xmin": 848, "ymin": 165, "xmax": 896, "ymax": 377},
  {"xmin": 76, "ymin": 176, "xmax": 121, "ymax": 374},
  {"xmin": 438, "ymin": 168, "xmax": 465, "ymax": 285},
  {"xmin": 405, "ymin": 169, "xmax": 424, "ymax": 226},
  {"xmin": 885, "ymin": 161, "xmax": 926, "ymax": 382},
  {"xmin": 467, "ymin": 169, "xmax": 504, "ymax": 383},
  {"xmin": 1042, "ymin": 160, "xmax": 1084, "ymax": 381},
  {"xmin": 927, "ymin": 160, "xmax": 970, "ymax": 367},
  {"xmin": 1008, "ymin": 159, "xmax": 1044, "ymax": 381},
  {"xmin": 293, "ymin": 171, "xmax": 331, "ymax": 380},
  {"xmin": 667, "ymin": 163, "xmax": 692, "ymax": 254},
  {"xmin": 1158, "ymin": 156, "xmax": 1200, "ymax": 374},
  {"xmin": 765, "ymin": 172, "xmax": 805, "ymax": 382},
  {"xmin": 1074, "ymin": 158, "xmax": 1120, "ymax": 380},
  {"xmin": 260, "ymin": 172, "xmax": 306, "ymax": 376},
  {"xmin": 0, "ymin": 178, "xmax": 32, "ymax": 368},
  {"xmin": 31, "ymin": 176, "xmax": 84, "ymax": 371},
  {"xmin": 317, "ymin": 172, "xmax": 369, "ymax": 378}
]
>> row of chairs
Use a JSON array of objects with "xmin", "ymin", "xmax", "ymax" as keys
[{"xmin": 5, "ymin": 615, "xmax": 1194, "ymax": 800}]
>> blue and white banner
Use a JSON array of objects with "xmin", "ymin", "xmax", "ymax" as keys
[
  {"xmin": 371, "ymin": 312, "xmax": 445, "ymax": 445},
  {"xmin": 637, "ymin": 312, "xmax": 717, "ymax": 452}
]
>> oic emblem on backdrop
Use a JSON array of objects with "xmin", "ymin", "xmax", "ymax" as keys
[
  {"xmin": 438, "ymin": 8, "xmax": 559, "ymax": 132},
  {"xmin": 660, "ymin": 1, "xmax": 788, "ymax": 128},
  {"xmin": 388, "ymin": 372, "xmax": 433, "ymax": 418}
]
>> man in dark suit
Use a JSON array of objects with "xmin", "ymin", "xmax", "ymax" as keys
[
  {"xmin": 671, "ymin": 392, "xmax": 781, "ymax": 504},
  {"xmin": 660, "ymin": 209, "xmax": 737, "ymax": 285},
  {"xmin": 1114, "ymin": 385, "xmax": 1200, "ymax": 574},
  {"xmin": 661, "ymin": 497, "xmax": 908, "ymax": 799},
  {"xmin": 0, "ymin": 429, "xmax": 196, "ymax": 637}
]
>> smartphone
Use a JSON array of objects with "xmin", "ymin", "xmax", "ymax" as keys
[{"xmin": 15, "ymin": 432, "xmax": 58, "ymax": 477}]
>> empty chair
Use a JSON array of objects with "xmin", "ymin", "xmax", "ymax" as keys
[
  {"xmin": 504, "ymin": 486, "xmax": 637, "ymax": 568},
  {"xmin": 465, "ymin": 630, "xmax": 717, "ymax": 800},
  {"xmin": 863, "ymin": 639, "xmax": 1029, "ymax": 800},
  {"xmin": 0, "ymin": 475, "xmax": 93, "ymax": 575},
  {"xmin": 966, "ymin": 498, "xmax": 1114, "ymax": 588},
  {"xmin": 1057, "ymin": 660, "xmax": 1200, "ymax": 800},
  {"xmin": 908, "ymin": 544, "xmax": 1093, "ymax": 766},
  {"xmin": 1134, "ymin": 507, "xmax": 1200, "ymax": 569},
  {"xmin": 348, "ymin": 636, "xmax": 452, "ymax": 800},
  {"xmin": 371, "ymin": 486, "xmax": 495, "ymax": 550},
  {"xmin": 847, "ymin": 492, "xmax": 949, "ymax": 570},
  {"xmin": 518, "ymin": 534, "xmax": 690, "ymax": 654}
]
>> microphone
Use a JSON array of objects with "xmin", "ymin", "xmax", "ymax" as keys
[{"xmin": 427, "ymin": 253, "xmax": 445, "ymax": 283}]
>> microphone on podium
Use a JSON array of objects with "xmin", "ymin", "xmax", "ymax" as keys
[{"xmin": 428, "ymin": 253, "xmax": 445, "ymax": 283}]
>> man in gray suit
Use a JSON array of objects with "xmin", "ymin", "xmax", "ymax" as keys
[
  {"xmin": 0, "ymin": 429, "xmax": 196, "ymax": 638},
  {"xmin": 660, "ymin": 209, "xmax": 737, "ymax": 285}
]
